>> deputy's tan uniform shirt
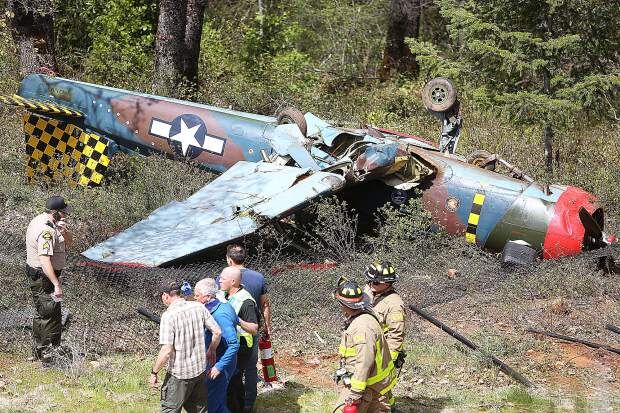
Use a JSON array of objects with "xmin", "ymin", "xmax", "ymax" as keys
[
  {"xmin": 364, "ymin": 285, "xmax": 405, "ymax": 359},
  {"xmin": 26, "ymin": 213, "xmax": 66, "ymax": 270}
]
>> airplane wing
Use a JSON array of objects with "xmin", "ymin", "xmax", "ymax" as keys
[{"xmin": 82, "ymin": 161, "xmax": 345, "ymax": 266}]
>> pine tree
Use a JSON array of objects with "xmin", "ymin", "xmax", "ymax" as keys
[{"xmin": 409, "ymin": 0, "xmax": 620, "ymax": 173}]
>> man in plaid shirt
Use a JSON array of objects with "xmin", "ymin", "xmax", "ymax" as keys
[{"xmin": 149, "ymin": 281, "xmax": 222, "ymax": 413}]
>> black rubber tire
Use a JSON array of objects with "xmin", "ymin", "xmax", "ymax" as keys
[
  {"xmin": 277, "ymin": 107, "xmax": 307, "ymax": 137},
  {"xmin": 467, "ymin": 149, "xmax": 496, "ymax": 171},
  {"xmin": 422, "ymin": 77, "xmax": 458, "ymax": 113}
]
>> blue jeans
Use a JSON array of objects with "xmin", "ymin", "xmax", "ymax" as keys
[
  {"xmin": 243, "ymin": 337, "xmax": 259, "ymax": 408},
  {"xmin": 207, "ymin": 369, "xmax": 232, "ymax": 413}
]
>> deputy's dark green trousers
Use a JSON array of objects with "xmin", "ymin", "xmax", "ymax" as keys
[
  {"xmin": 160, "ymin": 371, "xmax": 208, "ymax": 413},
  {"xmin": 29, "ymin": 274, "xmax": 61, "ymax": 358}
]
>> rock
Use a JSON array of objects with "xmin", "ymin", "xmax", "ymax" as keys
[
  {"xmin": 439, "ymin": 378, "xmax": 450, "ymax": 385},
  {"xmin": 0, "ymin": 380, "xmax": 6, "ymax": 390},
  {"xmin": 89, "ymin": 361, "xmax": 101, "ymax": 369},
  {"xmin": 447, "ymin": 268, "xmax": 458, "ymax": 279},
  {"xmin": 550, "ymin": 297, "xmax": 570, "ymax": 314}
]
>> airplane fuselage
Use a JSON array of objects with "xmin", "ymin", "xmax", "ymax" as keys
[{"xmin": 16, "ymin": 74, "xmax": 611, "ymax": 262}]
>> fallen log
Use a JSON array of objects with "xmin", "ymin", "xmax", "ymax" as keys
[
  {"xmin": 605, "ymin": 324, "xmax": 620, "ymax": 336},
  {"xmin": 527, "ymin": 328, "xmax": 620, "ymax": 355},
  {"xmin": 409, "ymin": 305, "xmax": 533, "ymax": 387}
]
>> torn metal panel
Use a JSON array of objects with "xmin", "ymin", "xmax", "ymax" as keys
[
  {"xmin": 82, "ymin": 161, "xmax": 344, "ymax": 266},
  {"xmin": 253, "ymin": 172, "xmax": 345, "ymax": 218}
]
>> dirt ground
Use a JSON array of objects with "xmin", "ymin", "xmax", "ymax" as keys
[{"xmin": 269, "ymin": 289, "xmax": 619, "ymax": 411}]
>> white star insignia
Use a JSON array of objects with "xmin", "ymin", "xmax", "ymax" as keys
[{"xmin": 169, "ymin": 119, "xmax": 201, "ymax": 156}]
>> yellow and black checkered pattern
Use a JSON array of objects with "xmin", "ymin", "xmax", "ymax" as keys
[
  {"xmin": 23, "ymin": 113, "xmax": 110, "ymax": 187},
  {"xmin": 0, "ymin": 94, "xmax": 82, "ymax": 117},
  {"xmin": 465, "ymin": 193, "xmax": 486, "ymax": 243}
]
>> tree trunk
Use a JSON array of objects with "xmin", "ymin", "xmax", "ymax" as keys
[
  {"xmin": 7, "ymin": 0, "xmax": 58, "ymax": 76},
  {"xmin": 542, "ymin": 68, "xmax": 553, "ymax": 173},
  {"xmin": 183, "ymin": 0, "xmax": 208, "ymax": 83},
  {"xmin": 154, "ymin": 0, "xmax": 189, "ymax": 95},
  {"xmin": 380, "ymin": 0, "xmax": 421, "ymax": 80},
  {"xmin": 543, "ymin": 124, "xmax": 553, "ymax": 173}
]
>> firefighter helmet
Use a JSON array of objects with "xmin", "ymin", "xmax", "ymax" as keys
[
  {"xmin": 365, "ymin": 261, "xmax": 397, "ymax": 283},
  {"xmin": 334, "ymin": 276, "xmax": 367, "ymax": 310}
]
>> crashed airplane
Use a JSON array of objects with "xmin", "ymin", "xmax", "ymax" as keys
[{"xmin": 1, "ymin": 74, "xmax": 615, "ymax": 267}]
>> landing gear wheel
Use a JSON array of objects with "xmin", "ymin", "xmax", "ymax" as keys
[
  {"xmin": 467, "ymin": 149, "xmax": 496, "ymax": 171},
  {"xmin": 277, "ymin": 107, "xmax": 307, "ymax": 137},
  {"xmin": 422, "ymin": 77, "xmax": 458, "ymax": 113}
]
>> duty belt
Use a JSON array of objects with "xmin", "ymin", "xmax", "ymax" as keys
[
  {"xmin": 26, "ymin": 265, "xmax": 61, "ymax": 281},
  {"xmin": 26, "ymin": 265, "xmax": 43, "ymax": 281}
]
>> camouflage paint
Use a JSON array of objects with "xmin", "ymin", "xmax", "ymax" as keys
[
  {"xmin": 18, "ymin": 75, "xmax": 275, "ymax": 172},
  {"xmin": 11, "ymin": 74, "xmax": 612, "ymax": 265}
]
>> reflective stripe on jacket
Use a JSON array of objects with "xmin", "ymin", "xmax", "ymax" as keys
[
  {"xmin": 339, "ymin": 312, "xmax": 396, "ymax": 397},
  {"xmin": 226, "ymin": 287, "xmax": 256, "ymax": 348}
]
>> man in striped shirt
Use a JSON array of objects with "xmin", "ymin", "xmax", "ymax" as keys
[{"xmin": 149, "ymin": 281, "xmax": 222, "ymax": 413}]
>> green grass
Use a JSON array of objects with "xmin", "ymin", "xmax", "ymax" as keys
[
  {"xmin": 2, "ymin": 348, "xmax": 617, "ymax": 412},
  {"xmin": 256, "ymin": 384, "xmax": 337, "ymax": 412},
  {"xmin": 0, "ymin": 354, "xmax": 158, "ymax": 413}
]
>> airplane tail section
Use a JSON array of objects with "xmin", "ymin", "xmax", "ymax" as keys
[
  {"xmin": 22, "ymin": 113, "xmax": 112, "ymax": 187},
  {"xmin": 0, "ymin": 90, "xmax": 113, "ymax": 187}
]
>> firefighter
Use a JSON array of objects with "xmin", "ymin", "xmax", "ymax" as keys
[
  {"xmin": 333, "ymin": 277, "xmax": 396, "ymax": 413},
  {"xmin": 364, "ymin": 261, "xmax": 406, "ymax": 411}
]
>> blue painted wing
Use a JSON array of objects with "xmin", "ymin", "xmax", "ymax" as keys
[{"xmin": 82, "ymin": 161, "xmax": 345, "ymax": 266}]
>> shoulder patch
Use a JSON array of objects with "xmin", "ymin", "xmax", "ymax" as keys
[
  {"xmin": 42, "ymin": 241, "xmax": 50, "ymax": 251},
  {"xmin": 389, "ymin": 311, "xmax": 404, "ymax": 322},
  {"xmin": 41, "ymin": 230, "xmax": 53, "ymax": 241}
]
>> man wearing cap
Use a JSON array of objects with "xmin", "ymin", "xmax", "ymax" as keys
[
  {"xmin": 25, "ymin": 195, "xmax": 74, "ymax": 361},
  {"xmin": 150, "ymin": 280, "xmax": 222, "ymax": 413},
  {"xmin": 363, "ymin": 261, "xmax": 406, "ymax": 411},
  {"xmin": 333, "ymin": 277, "xmax": 396, "ymax": 413}
]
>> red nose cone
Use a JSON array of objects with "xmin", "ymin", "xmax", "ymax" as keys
[{"xmin": 543, "ymin": 187, "xmax": 600, "ymax": 259}]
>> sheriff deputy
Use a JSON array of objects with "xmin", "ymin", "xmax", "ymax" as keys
[{"xmin": 25, "ymin": 195, "xmax": 73, "ymax": 362}]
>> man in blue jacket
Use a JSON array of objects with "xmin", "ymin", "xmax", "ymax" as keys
[
  {"xmin": 195, "ymin": 278, "xmax": 240, "ymax": 413},
  {"xmin": 218, "ymin": 244, "xmax": 271, "ymax": 413}
]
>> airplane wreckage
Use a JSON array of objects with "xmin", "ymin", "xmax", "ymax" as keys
[{"xmin": 1, "ymin": 74, "xmax": 617, "ymax": 267}]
